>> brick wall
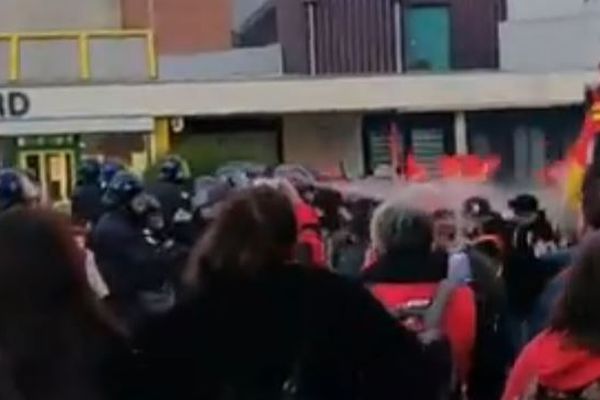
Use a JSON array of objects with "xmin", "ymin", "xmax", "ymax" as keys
[{"xmin": 121, "ymin": 0, "xmax": 233, "ymax": 55}]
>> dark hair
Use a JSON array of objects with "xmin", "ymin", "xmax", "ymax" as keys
[
  {"xmin": 551, "ymin": 232, "xmax": 600, "ymax": 352},
  {"xmin": 0, "ymin": 208, "xmax": 103, "ymax": 399},
  {"xmin": 187, "ymin": 186, "xmax": 297, "ymax": 288},
  {"xmin": 582, "ymin": 167, "xmax": 600, "ymax": 230}
]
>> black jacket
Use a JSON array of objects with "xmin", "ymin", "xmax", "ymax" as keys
[
  {"xmin": 71, "ymin": 184, "xmax": 104, "ymax": 226},
  {"xmin": 146, "ymin": 181, "xmax": 190, "ymax": 224},
  {"xmin": 147, "ymin": 181, "xmax": 195, "ymax": 245},
  {"xmin": 90, "ymin": 209, "xmax": 177, "ymax": 324},
  {"xmin": 109, "ymin": 264, "xmax": 436, "ymax": 400}
]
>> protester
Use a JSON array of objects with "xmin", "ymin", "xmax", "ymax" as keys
[
  {"xmin": 508, "ymin": 194, "xmax": 557, "ymax": 258},
  {"xmin": 71, "ymin": 158, "xmax": 104, "ymax": 227},
  {"xmin": 459, "ymin": 202, "xmax": 513, "ymax": 400},
  {"xmin": 0, "ymin": 208, "xmax": 123, "ymax": 400},
  {"xmin": 501, "ymin": 194, "xmax": 560, "ymax": 351},
  {"xmin": 462, "ymin": 196, "xmax": 496, "ymax": 240},
  {"xmin": 433, "ymin": 208, "xmax": 459, "ymax": 253},
  {"xmin": 255, "ymin": 177, "xmax": 327, "ymax": 267},
  {"xmin": 362, "ymin": 201, "xmax": 477, "ymax": 395},
  {"xmin": 331, "ymin": 196, "xmax": 374, "ymax": 276},
  {"xmin": 503, "ymin": 231, "xmax": 600, "ymax": 400},
  {"xmin": 312, "ymin": 186, "xmax": 344, "ymax": 233},
  {"xmin": 528, "ymin": 166, "xmax": 600, "ymax": 339},
  {"xmin": 113, "ymin": 186, "xmax": 436, "ymax": 400}
]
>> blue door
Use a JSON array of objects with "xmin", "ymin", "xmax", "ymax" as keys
[{"xmin": 405, "ymin": 6, "xmax": 451, "ymax": 71}]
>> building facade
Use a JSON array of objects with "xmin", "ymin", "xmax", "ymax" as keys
[
  {"xmin": 500, "ymin": 0, "xmax": 600, "ymax": 72},
  {"xmin": 121, "ymin": 0, "xmax": 233, "ymax": 55},
  {"xmin": 477, "ymin": 0, "xmax": 599, "ymax": 184},
  {"xmin": 0, "ymin": 0, "xmax": 230, "ymax": 204},
  {"xmin": 0, "ymin": 0, "xmax": 594, "ymax": 202},
  {"xmin": 274, "ymin": 0, "xmax": 504, "ymax": 74}
]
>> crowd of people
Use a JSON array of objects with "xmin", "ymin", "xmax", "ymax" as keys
[{"xmin": 0, "ymin": 155, "xmax": 600, "ymax": 399}]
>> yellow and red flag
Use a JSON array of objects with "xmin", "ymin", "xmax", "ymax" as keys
[{"xmin": 563, "ymin": 91, "xmax": 600, "ymax": 209}]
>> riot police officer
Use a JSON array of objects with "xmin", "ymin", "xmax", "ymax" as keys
[
  {"xmin": 100, "ymin": 160, "xmax": 125, "ymax": 190},
  {"xmin": 0, "ymin": 168, "xmax": 41, "ymax": 212},
  {"xmin": 71, "ymin": 158, "xmax": 103, "ymax": 227},
  {"xmin": 90, "ymin": 171, "xmax": 180, "ymax": 327},
  {"xmin": 147, "ymin": 155, "xmax": 194, "ymax": 245}
]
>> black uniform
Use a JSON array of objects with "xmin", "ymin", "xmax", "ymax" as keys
[
  {"xmin": 90, "ymin": 208, "xmax": 178, "ymax": 326},
  {"xmin": 147, "ymin": 181, "xmax": 195, "ymax": 245},
  {"xmin": 71, "ymin": 184, "xmax": 104, "ymax": 227}
]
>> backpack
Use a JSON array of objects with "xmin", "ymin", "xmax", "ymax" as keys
[
  {"xmin": 392, "ymin": 280, "xmax": 462, "ymax": 400},
  {"xmin": 522, "ymin": 380, "xmax": 600, "ymax": 400}
]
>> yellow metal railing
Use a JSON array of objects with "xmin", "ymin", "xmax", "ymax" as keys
[{"xmin": 0, "ymin": 29, "xmax": 158, "ymax": 82}]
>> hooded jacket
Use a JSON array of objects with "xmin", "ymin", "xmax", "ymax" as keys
[
  {"xmin": 503, "ymin": 331, "xmax": 600, "ymax": 400},
  {"xmin": 362, "ymin": 250, "xmax": 477, "ymax": 381}
]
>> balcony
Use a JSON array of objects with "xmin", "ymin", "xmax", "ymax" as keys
[{"xmin": 0, "ymin": 30, "xmax": 157, "ymax": 84}]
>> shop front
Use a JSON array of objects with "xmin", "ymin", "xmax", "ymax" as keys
[
  {"xmin": 0, "ymin": 114, "xmax": 156, "ymax": 206},
  {"xmin": 16, "ymin": 135, "xmax": 79, "ymax": 204}
]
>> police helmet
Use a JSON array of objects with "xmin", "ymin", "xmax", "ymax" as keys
[
  {"xmin": 102, "ymin": 171, "xmax": 143, "ymax": 209},
  {"xmin": 192, "ymin": 176, "xmax": 231, "ymax": 210},
  {"xmin": 100, "ymin": 160, "xmax": 125, "ymax": 189},
  {"xmin": 0, "ymin": 169, "xmax": 25, "ymax": 211},
  {"xmin": 158, "ymin": 155, "xmax": 190, "ymax": 184},
  {"xmin": 0, "ymin": 169, "xmax": 40, "ymax": 211},
  {"xmin": 77, "ymin": 158, "xmax": 101, "ymax": 185},
  {"xmin": 216, "ymin": 166, "xmax": 252, "ymax": 189}
]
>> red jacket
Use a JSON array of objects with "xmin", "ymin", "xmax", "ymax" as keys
[
  {"xmin": 294, "ymin": 202, "xmax": 326, "ymax": 267},
  {"xmin": 369, "ymin": 283, "xmax": 476, "ymax": 381},
  {"xmin": 503, "ymin": 331, "xmax": 600, "ymax": 400}
]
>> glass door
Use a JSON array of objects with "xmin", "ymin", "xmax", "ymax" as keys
[{"xmin": 19, "ymin": 150, "xmax": 74, "ymax": 204}]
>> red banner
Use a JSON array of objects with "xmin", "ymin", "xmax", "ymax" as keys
[{"xmin": 438, "ymin": 154, "xmax": 500, "ymax": 182}]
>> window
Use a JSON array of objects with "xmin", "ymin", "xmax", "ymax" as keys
[{"xmin": 404, "ymin": 6, "xmax": 451, "ymax": 71}]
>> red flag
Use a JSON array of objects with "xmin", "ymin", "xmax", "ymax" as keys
[
  {"xmin": 439, "ymin": 156, "xmax": 462, "ymax": 179},
  {"xmin": 438, "ymin": 154, "xmax": 500, "ymax": 182},
  {"xmin": 405, "ymin": 153, "xmax": 428, "ymax": 182}
]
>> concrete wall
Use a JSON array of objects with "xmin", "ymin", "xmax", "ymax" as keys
[
  {"xmin": 122, "ymin": 0, "xmax": 233, "ymax": 55},
  {"xmin": 2, "ymin": 72, "xmax": 594, "ymax": 120},
  {"xmin": 507, "ymin": 0, "xmax": 584, "ymax": 20},
  {"xmin": 507, "ymin": 0, "xmax": 600, "ymax": 20},
  {"xmin": 500, "ymin": 14, "xmax": 600, "ymax": 71},
  {"xmin": 0, "ymin": 0, "xmax": 152, "ymax": 83},
  {"xmin": 160, "ymin": 44, "xmax": 283, "ymax": 81},
  {"xmin": 0, "ymin": 0, "xmax": 120, "ymax": 31},
  {"xmin": 282, "ymin": 113, "xmax": 364, "ymax": 177}
]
